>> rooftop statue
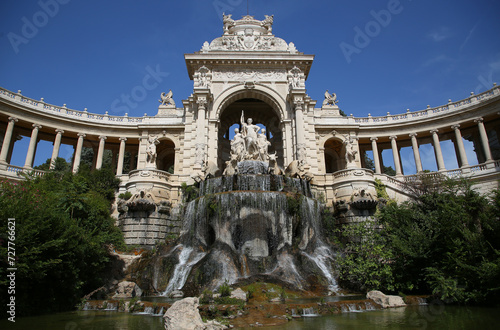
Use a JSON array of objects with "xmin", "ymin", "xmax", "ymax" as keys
[
  {"xmin": 323, "ymin": 90, "xmax": 339, "ymax": 106},
  {"xmin": 159, "ymin": 90, "xmax": 175, "ymax": 107}
]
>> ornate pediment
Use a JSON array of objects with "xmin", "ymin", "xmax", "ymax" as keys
[{"xmin": 200, "ymin": 14, "xmax": 299, "ymax": 53}]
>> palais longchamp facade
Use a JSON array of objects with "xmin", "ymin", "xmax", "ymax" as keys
[{"xmin": 1, "ymin": 15, "xmax": 499, "ymax": 246}]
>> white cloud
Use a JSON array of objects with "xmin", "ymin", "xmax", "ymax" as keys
[{"xmin": 428, "ymin": 27, "xmax": 452, "ymax": 42}]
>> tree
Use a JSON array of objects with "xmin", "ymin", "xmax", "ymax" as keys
[{"xmin": 0, "ymin": 159, "xmax": 124, "ymax": 317}]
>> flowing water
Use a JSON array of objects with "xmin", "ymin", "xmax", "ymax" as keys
[{"xmin": 4, "ymin": 305, "xmax": 499, "ymax": 329}]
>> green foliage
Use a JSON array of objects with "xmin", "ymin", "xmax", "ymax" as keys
[
  {"xmin": 181, "ymin": 182, "xmax": 199, "ymax": 203},
  {"xmin": 204, "ymin": 194, "xmax": 219, "ymax": 218},
  {"xmin": 376, "ymin": 178, "xmax": 500, "ymax": 304},
  {"xmin": 246, "ymin": 284, "xmax": 255, "ymax": 299},
  {"xmin": 218, "ymin": 279, "xmax": 231, "ymax": 297},
  {"xmin": 118, "ymin": 191, "xmax": 133, "ymax": 200},
  {"xmin": 364, "ymin": 154, "xmax": 375, "ymax": 171},
  {"xmin": 200, "ymin": 289, "xmax": 213, "ymax": 304},
  {"xmin": 321, "ymin": 207, "xmax": 336, "ymax": 241},
  {"xmin": 383, "ymin": 165, "xmax": 396, "ymax": 176},
  {"xmin": 0, "ymin": 159, "xmax": 124, "ymax": 318},
  {"xmin": 286, "ymin": 193, "xmax": 302, "ymax": 216},
  {"xmin": 374, "ymin": 178, "xmax": 389, "ymax": 199},
  {"xmin": 335, "ymin": 221, "xmax": 395, "ymax": 292}
]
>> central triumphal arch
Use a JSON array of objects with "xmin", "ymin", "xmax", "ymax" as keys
[{"xmin": 1, "ymin": 14, "xmax": 499, "ymax": 247}]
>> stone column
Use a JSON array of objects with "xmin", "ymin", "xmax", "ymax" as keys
[
  {"xmin": 430, "ymin": 129, "xmax": 446, "ymax": 171},
  {"xmin": 451, "ymin": 124, "xmax": 469, "ymax": 168},
  {"xmin": 474, "ymin": 118, "xmax": 493, "ymax": 162},
  {"xmin": 24, "ymin": 124, "xmax": 42, "ymax": 169},
  {"xmin": 370, "ymin": 137, "xmax": 381, "ymax": 174},
  {"xmin": 389, "ymin": 136, "xmax": 403, "ymax": 176},
  {"xmin": 0, "ymin": 117, "xmax": 18, "ymax": 164},
  {"xmin": 409, "ymin": 133, "xmax": 423, "ymax": 173},
  {"xmin": 50, "ymin": 129, "xmax": 64, "ymax": 169},
  {"xmin": 294, "ymin": 100, "xmax": 307, "ymax": 161},
  {"xmin": 195, "ymin": 98, "xmax": 207, "ymax": 167},
  {"xmin": 116, "ymin": 137, "xmax": 127, "ymax": 175},
  {"xmin": 72, "ymin": 133, "xmax": 86, "ymax": 173},
  {"xmin": 95, "ymin": 135, "xmax": 107, "ymax": 170}
]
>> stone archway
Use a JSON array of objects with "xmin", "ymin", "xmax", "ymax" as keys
[
  {"xmin": 215, "ymin": 89, "xmax": 285, "ymax": 170},
  {"xmin": 156, "ymin": 138, "xmax": 175, "ymax": 173},
  {"xmin": 324, "ymin": 138, "xmax": 344, "ymax": 173}
]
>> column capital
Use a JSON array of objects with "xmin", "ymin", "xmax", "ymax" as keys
[
  {"xmin": 474, "ymin": 117, "xmax": 484, "ymax": 124},
  {"xmin": 77, "ymin": 133, "xmax": 86, "ymax": 138},
  {"xmin": 389, "ymin": 135, "xmax": 397, "ymax": 140},
  {"xmin": 119, "ymin": 137, "xmax": 127, "ymax": 142},
  {"xmin": 98, "ymin": 135, "xmax": 107, "ymax": 141},
  {"xmin": 370, "ymin": 137, "xmax": 378, "ymax": 141},
  {"xmin": 409, "ymin": 133, "xmax": 418, "ymax": 138},
  {"xmin": 32, "ymin": 123, "xmax": 42, "ymax": 130},
  {"xmin": 430, "ymin": 129, "xmax": 439, "ymax": 135},
  {"xmin": 8, "ymin": 117, "xmax": 19, "ymax": 123},
  {"xmin": 451, "ymin": 124, "xmax": 460, "ymax": 130},
  {"xmin": 196, "ymin": 97, "xmax": 208, "ymax": 108},
  {"xmin": 55, "ymin": 128, "xmax": 65, "ymax": 134}
]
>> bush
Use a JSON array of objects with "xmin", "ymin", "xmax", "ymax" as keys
[
  {"xmin": 118, "ymin": 191, "xmax": 132, "ymax": 200},
  {"xmin": 0, "ymin": 159, "xmax": 124, "ymax": 318},
  {"xmin": 218, "ymin": 280, "xmax": 231, "ymax": 297}
]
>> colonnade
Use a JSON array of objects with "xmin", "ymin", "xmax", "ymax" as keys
[
  {"xmin": 0, "ymin": 116, "xmax": 138, "ymax": 175},
  {"xmin": 365, "ymin": 117, "xmax": 495, "ymax": 176}
]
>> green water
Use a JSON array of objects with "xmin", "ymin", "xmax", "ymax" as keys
[{"xmin": 2, "ymin": 305, "xmax": 499, "ymax": 329}]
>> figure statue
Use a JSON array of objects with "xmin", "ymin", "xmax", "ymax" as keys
[
  {"xmin": 257, "ymin": 129, "xmax": 271, "ymax": 160},
  {"xmin": 222, "ymin": 13, "xmax": 235, "ymax": 34},
  {"xmin": 261, "ymin": 15, "xmax": 274, "ymax": 34},
  {"xmin": 230, "ymin": 128, "xmax": 245, "ymax": 160},
  {"xmin": 195, "ymin": 66, "xmax": 211, "ymax": 88},
  {"xmin": 344, "ymin": 137, "xmax": 358, "ymax": 168},
  {"xmin": 240, "ymin": 111, "xmax": 261, "ymax": 159},
  {"xmin": 323, "ymin": 90, "xmax": 339, "ymax": 106},
  {"xmin": 159, "ymin": 90, "xmax": 175, "ymax": 107},
  {"xmin": 146, "ymin": 136, "xmax": 158, "ymax": 168},
  {"xmin": 289, "ymin": 67, "xmax": 302, "ymax": 89}
]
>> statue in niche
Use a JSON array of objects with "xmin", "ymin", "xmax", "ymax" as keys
[
  {"xmin": 227, "ymin": 111, "xmax": 272, "ymax": 164},
  {"xmin": 230, "ymin": 128, "xmax": 245, "ymax": 160},
  {"xmin": 344, "ymin": 136, "xmax": 358, "ymax": 168},
  {"xmin": 146, "ymin": 136, "xmax": 159, "ymax": 168},
  {"xmin": 257, "ymin": 129, "xmax": 271, "ymax": 161},
  {"xmin": 240, "ymin": 111, "xmax": 262, "ymax": 160},
  {"xmin": 323, "ymin": 90, "xmax": 339, "ymax": 106}
]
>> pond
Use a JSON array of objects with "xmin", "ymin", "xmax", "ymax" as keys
[{"xmin": 2, "ymin": 304, "xmax": 499, "ymax": 329}]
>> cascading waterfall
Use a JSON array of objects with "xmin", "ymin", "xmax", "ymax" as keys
[
  {"xmin": 159, "ymin": 161, "xmax": 337, "ymax": 294},
  {"xmin": 161, "ymin": 245, "xmax": 206, "ymax": 296}
]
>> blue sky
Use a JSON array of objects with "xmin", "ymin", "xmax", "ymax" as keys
[{"xmin": 1, "ymin": 0, "xmax": 499, "ymax": 170}]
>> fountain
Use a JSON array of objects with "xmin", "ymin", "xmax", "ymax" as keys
[{"xmin": 138, "ymin": 112, "xmax": 338, "ymax": 296}]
